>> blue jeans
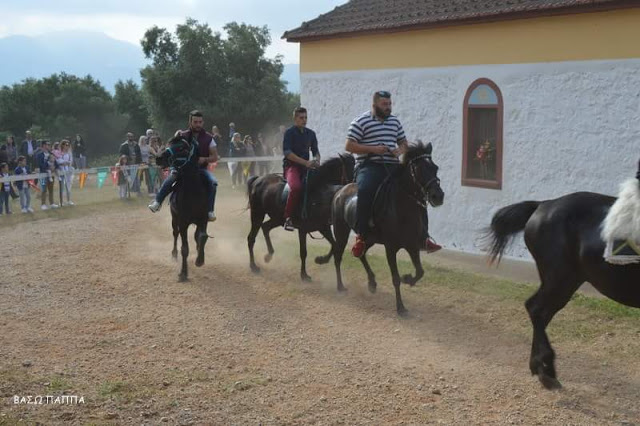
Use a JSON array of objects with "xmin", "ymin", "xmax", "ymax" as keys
[
  {"xmin": 19, "ymin": 187, "xmax": 31, "ymax": 210},
  {"xmin": 355, "ymin": 162, "xmax": 429, "ymax": 239},
  {"xmin": 155, "ymin": 169, "xmax": 217, "ymax": 213},
  {"xmin": 0, "ymin": 192, "xmax": 9, "ymax": 214}
]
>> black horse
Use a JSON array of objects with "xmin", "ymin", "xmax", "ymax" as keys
[
  {"xmin": 331, "ymin": 143, "xmax": 445, "ymax": 315},
  {"xmin": 486, "ymin": 192, "xmax": 640, "ymax": 389},
  {"xmin": 156, "ymin": 137, "xmax": 210, "ymax": 282},
  {"xmin": 246, "ymin": 154, "xmax": 355, "ymax": 281}
]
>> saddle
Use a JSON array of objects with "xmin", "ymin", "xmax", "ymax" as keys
[
  {"xmin": 345, "ymin": 177, "xmax": 397, "ymax": 232},
  {"xmin": 602, "ymin": 178, "xmax": 640, "ymax": 265}
]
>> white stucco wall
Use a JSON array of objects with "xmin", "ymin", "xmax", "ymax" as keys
[{"xmin": 301, "ymin": 59, "xmax": 640, "ymax": 259}]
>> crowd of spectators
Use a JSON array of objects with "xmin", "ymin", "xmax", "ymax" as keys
[{"xmin": 0, "ymin": 122, "xmax": 284, "ymax": 215}]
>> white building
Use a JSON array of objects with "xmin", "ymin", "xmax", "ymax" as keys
[{"xmin": 284, "ymin": 0, "xmax": 640, "ymax": 258}]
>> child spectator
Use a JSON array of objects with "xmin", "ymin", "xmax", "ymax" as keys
[
  {"xmin": 14, "ymin": 156, "xmax": 34, "ymax": 213},
  {"xmin": 0, "ymin": 162, "xmax": 17, "ymax": 215},
  {"xmin": 52, "ymin": 141, "xmax": 62, "ymax": 159},
  {"xmin": 57, "ymin": 140, "xmax": 74, "ymax": 206},
  {"xmin": 37, "ymin": 141, "xmax": 58, "ymax": 210},
  {"xmin": 116, "ymin": 155, "xmax": 130, "ymax": 199}
]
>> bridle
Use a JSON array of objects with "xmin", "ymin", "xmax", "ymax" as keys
[{"xmin": 406, "ymin": 154, "xmax": 440, "ymax": 209}]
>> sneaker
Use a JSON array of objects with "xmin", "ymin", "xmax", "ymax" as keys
[
  {"xmin": 41, "ymin": 205, "xmax": 49, "ymax": 211},
  {"xmin": 351, "ymin": 235, "xmax": 366, "ymax": 258},
  {"xmin": 283, "ymin": 217, "xmax": 295, "ymax": 231},
  {"xmin": 21, "ymin": 208, "xmax": 27, "ymax": 213},
  {"xmin": 68, "ymin": 201, "xmax": 75, "ymax": 206},
  {"xmin": 51, "ymin": 204, "xmax": 59, "ymax": 209},
  {"xmin": 208, "ymin": 211, "xmax": 216, "ymax": 222},
  {"xmin": 27, "ymin": 207, "xmax": 34, "ymax": 213},
  {"xmin": 421, "ymin": 237, "xmax": 442, "ymax": 253},
  {"xmin": 148, "ymin": 200, "xmax": 161, "ymax": 213}
]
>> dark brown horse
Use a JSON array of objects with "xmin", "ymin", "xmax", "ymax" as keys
[
  {"xmin": 486, "ymin": 192, "xmax": 640, "ymax": 389},
  {"xmin": 246, "ymin": 154, "xmax": 355, "ymax": 280},
  {"xmin": 331, "ymin": 143, "xmax": 445, "ymax": 315},
  {"xmin": 156, "ymin": 137, "xmax": 209, "ymax": 282}
]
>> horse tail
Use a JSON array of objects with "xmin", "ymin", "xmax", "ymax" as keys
[
  {"xmin": 485, "ymin": 201, "xmax": 540, "ymax": 265},
  {"xmin": 246, "ymin": 175, "xmax": 260, "ymax": 208}
]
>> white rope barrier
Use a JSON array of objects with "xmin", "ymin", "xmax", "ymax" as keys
[{"xmin": 0, "ymin": 156, "xmax": 282, "ymax": 183}]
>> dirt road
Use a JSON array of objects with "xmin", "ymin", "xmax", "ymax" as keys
[{"xmin": 1, "ymin": 191, "xmax": 638, "ymax": 425}]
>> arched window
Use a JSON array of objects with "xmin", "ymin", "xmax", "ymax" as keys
[{"xmin": 462, "ymin": 78, "xmax": 503, "ymax": 190}]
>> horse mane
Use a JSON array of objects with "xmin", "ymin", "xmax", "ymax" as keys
[
  {"xmin": 307, "ymin": 153, "xmax": 354, "ymax": 192},
  {"xmin": 402, "ymin": 142, "xmax": 433, "ymax": 165}
]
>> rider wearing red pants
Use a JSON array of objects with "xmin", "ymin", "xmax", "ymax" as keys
[{"xmin": 282, "ymin": 107, "xmax": 321, "ymax": 231}]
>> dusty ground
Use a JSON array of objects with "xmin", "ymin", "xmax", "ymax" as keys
[{"xmin": 0, "ymin": 187, "xmax": 639, "ymax": 425}]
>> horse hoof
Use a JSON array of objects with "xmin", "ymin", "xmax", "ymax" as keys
[
  {"xmin": 315, "ymin": 256, "xmax": 330, "ymax": 265},
  {"xmin": 250, "ymin": 264, "xmax": 261, "ymax": 274},
  {"xmin": 397, "ymin": 307, "xmax": 409, "ymax": 317},
  {"xmin": 171, "ymin": 251, "xmax": 178, "ymax": 260},
  {"xmin": 538, "ymin": 371, "xmax": 562, "ymax": 390},
  {"xmin": 337, "ymin": 285, "xmax": 348, "ymax": 293},
  {"xmin": 368, "ymin": 282, "xmax": 377, "ymax": 293},
  {"xmin": 264, "ymin": 253, "xmax": 273, "ymax": 263},
  {"xmin": 178, "ymin": 274, "xmax": 189, "ymax": 283},
  {"xmin": 401, "ymin": 274, "xmax": 415, "ymax": 285},
  {"xmin": 195, "ymin": 258, "xmax": 204, "ymax": 267},
  {"xmin": 301, "ymin": 274, "xmax": 312, "ymax": 282}
]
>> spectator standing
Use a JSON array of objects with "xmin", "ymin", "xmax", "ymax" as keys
[
  {"xmin": 57, "ymin": 140, "xmax": 74, "ymax": 206},
  {"xmin": 119, "ymin": 132, "xmax": 142, "ymax": 195},
  {"xmin": 116, "ymin": 155, "xmax": 130, "ymax": 199},
  {"xmin": 254, "ymin": 132, "xmax": 269, "ymax": 175},
  {"xmin": 0, "ymin": 162, "xmax": 16, "ymax": 215},
  {"xmin": 14, "ymin": 156, "xmax": 33, "ymax": 213},
  {"xmin": 73, "ymin": 134, "xmax": 87, "ymax": 169},
  {"xmin": 37, "ymin": 140, "xmax": 57, "ymax": 210},
  {"xmin": 228, "ymin": 132, "xmax": 246, "ymax": 188},
  {"xmin": 139, "ymin": 135, "xmax": 154, "ymax": 195},
  {"xmin": 20, "ymin": 131, "xmax": 37, "ymax": 170},
  {"xmin": 212, "ymin": 126, "xmax": 226, "ymax": 159},
  {"xmin": 4, "ymin": 136, "xmax": 18, "ymax": 170},
  {"xmin": 228, "ymin": 122, "xmax": 236, "ymax": 141}
]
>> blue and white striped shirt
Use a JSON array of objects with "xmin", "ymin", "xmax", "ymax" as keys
[{"xmin": 347, "ymin": 111, "xmax": 406, "ymax": 164}]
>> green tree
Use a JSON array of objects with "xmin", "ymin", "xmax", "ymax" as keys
[
  {"xmin": 114, "ymin": 79, "xmax": 151, "ymax": 135},
  {"xmin": 0, "ymin": 73, "xmax": 129, "ymax": 155},
  {"xmin": 141, "ymin": 18, "xmax": 292, "ymax": 139}
]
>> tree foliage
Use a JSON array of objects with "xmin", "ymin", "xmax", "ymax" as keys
[
  {"xmin": 114, "ymin": 79, "xmax": 151, "ymax": 135},
  {"xmin": 141, "ymin": 19, "xmax": 293, "ymax": 139},
  {"xmin": 0, "ymin": 73, "xmax": 128, "ymax": 155}
]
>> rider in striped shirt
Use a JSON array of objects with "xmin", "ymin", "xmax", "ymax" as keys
[{"xmin": 345, "ymin": 91, "xmax": 441, "ymax": 257}]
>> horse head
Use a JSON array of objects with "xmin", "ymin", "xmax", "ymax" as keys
[
  {"xmin": 403, "ymin": 142, "xmax": 444, "ymax": 207},
  {"xmin": 157, "ymin": 135, "xmax": 198, "ymax": 174}
]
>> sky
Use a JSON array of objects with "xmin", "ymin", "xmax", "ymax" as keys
[{"xmin": 0, "ymin": 0, "xmax": 346, "ymax": 63}]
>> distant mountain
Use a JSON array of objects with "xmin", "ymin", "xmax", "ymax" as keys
[
  {"xmin": 0, "ymin": 31, "xmax": 147, "ymax": 92},
  {"xmin": 0, "ymin": 31, "xmax": 301, "ymax": 93}
]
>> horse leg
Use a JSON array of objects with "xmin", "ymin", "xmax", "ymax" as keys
[
  {"xmin": 360, "ymin": 249, "xmax": 378, "ymax": 293},
  {"xmin": 333, "ymin": 222, "xmax": 349, "ymax": 293},
  {"xmin": 178, "ymin": 226, "xmax": 189, "ymax": 282},
  {"xmin": 525, "ymin": 266, "xmax": 581, "ymax": 390},
  {"xmin": 261, "ymin": 218, "xmax": 280, "ymax": 263},
  {"xmin": 315, "ymin": 226, "xmax": 335, "ymax": 265},
  {"xmin": 299, "ymin": 228, "xmax": 312, "ymax": 282},
  {"xmin": 402, "ymin": 248, "xmax": 424, "ymax": 286},
  {"xmin": 385, "ymin": 246, "xmax": 407, "ymax": 316},
  {"xmin": 248, "ymin": 209, "xmax": 265, "ymax": 273},
  {"xmin": 195, "ymin": 223, "xmax": 208, "ymax": 267},
  {"xmin": 171, "ymin": 218, "xmax": 179, "ymax": 260}
]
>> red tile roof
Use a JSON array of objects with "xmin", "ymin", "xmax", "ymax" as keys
[{"xmin": 283, "ymin": 0, "xmax": 636, "ymax": 41}]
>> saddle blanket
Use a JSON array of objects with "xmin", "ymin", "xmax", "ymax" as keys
[
  {"xmin": 602, "ymin": 178, "xmax": 640, "ymax": 265},
  {"xmin": 604, "ymin": 239, "xmax": 640, "ymax": 265}
]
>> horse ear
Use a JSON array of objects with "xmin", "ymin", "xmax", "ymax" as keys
[{"xmin": 425, "ymin": 142, "xmax": 433, "ymax": 155}]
